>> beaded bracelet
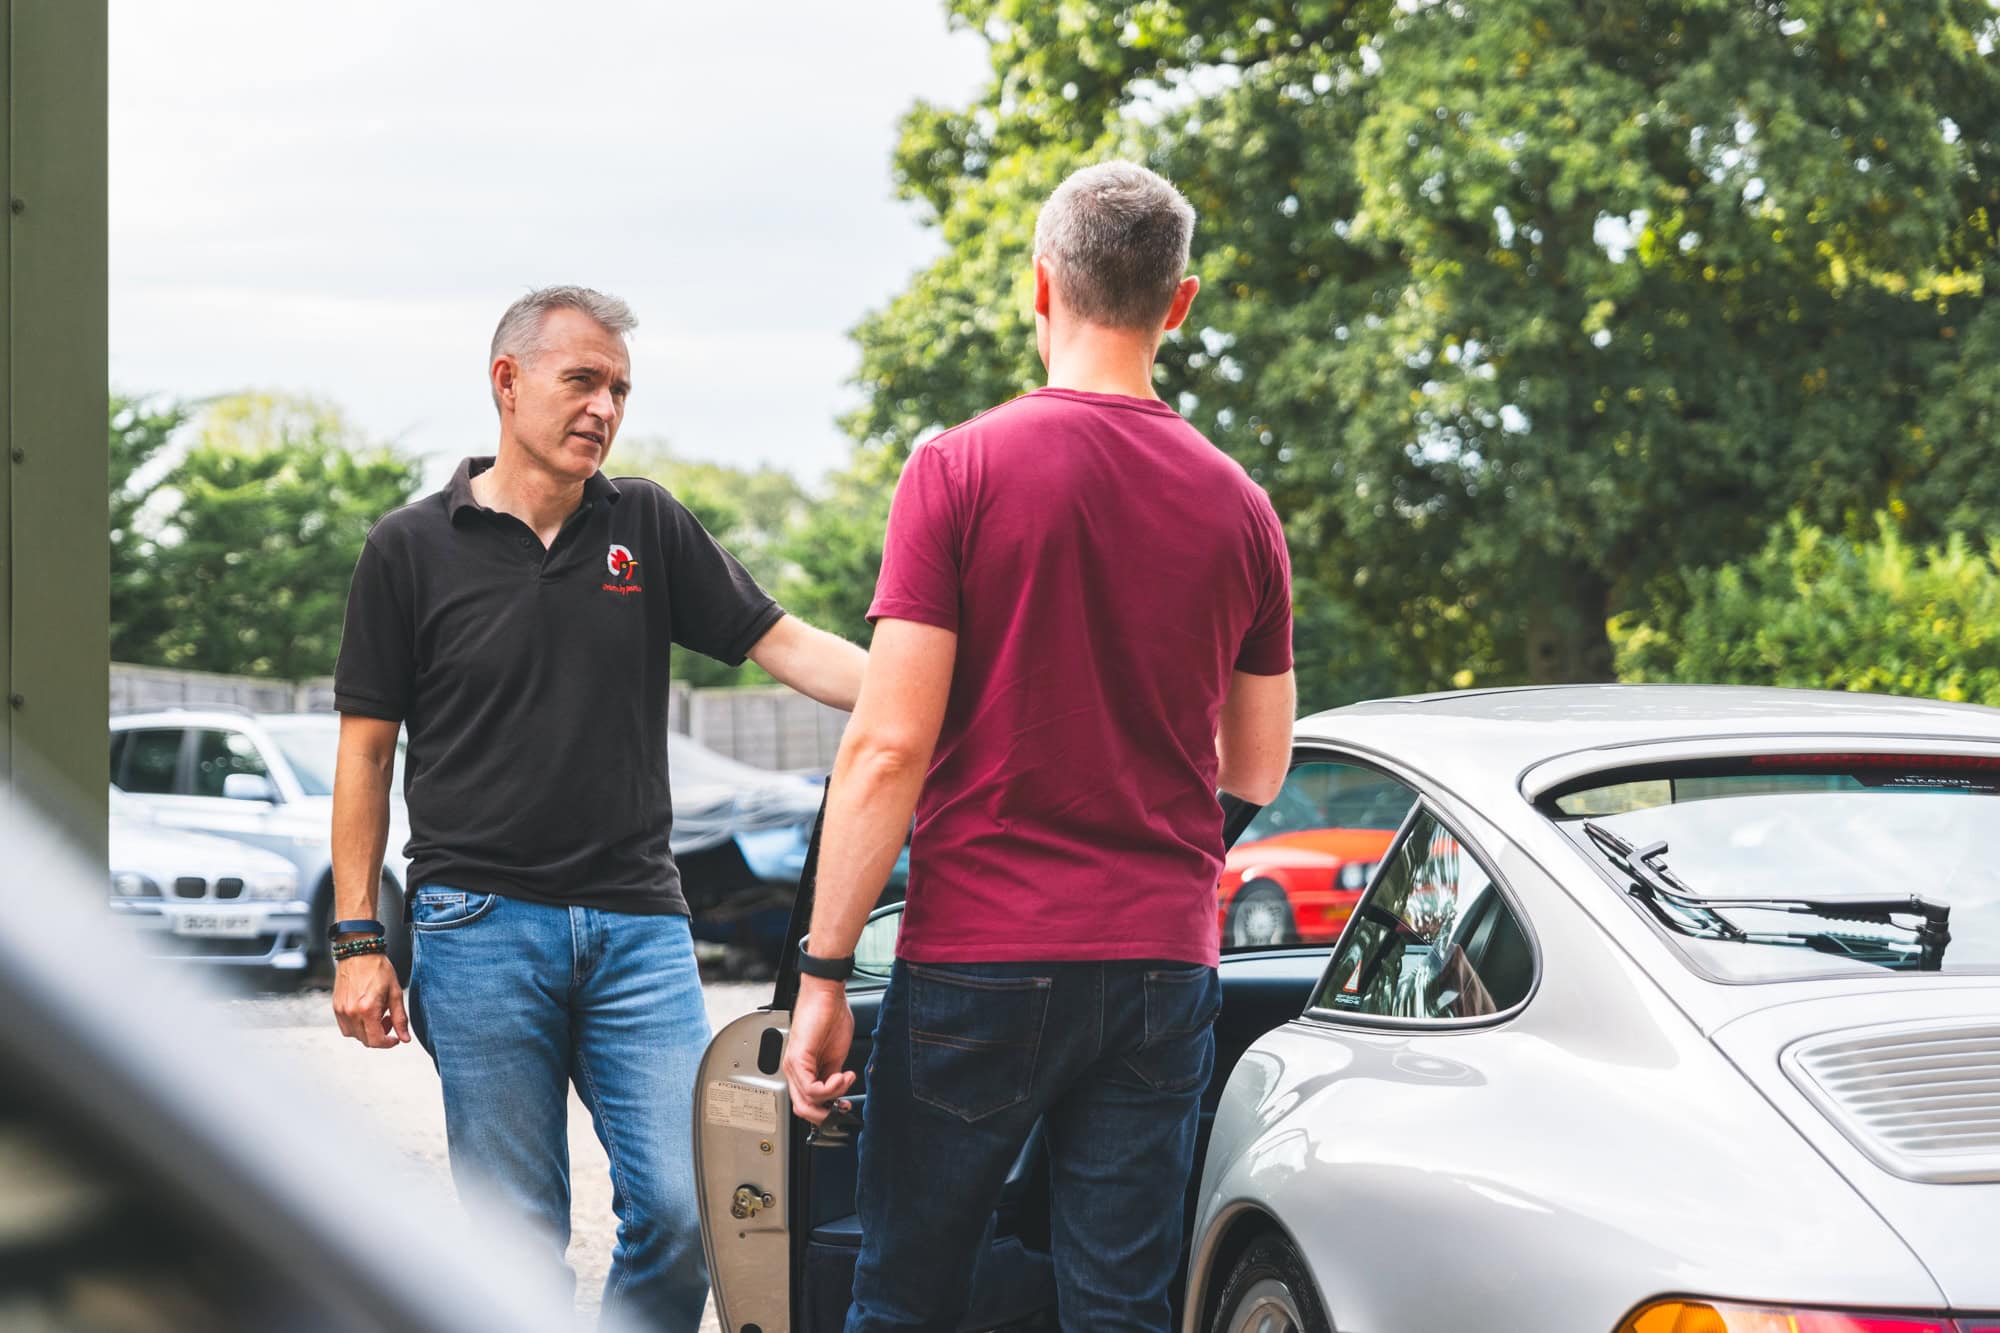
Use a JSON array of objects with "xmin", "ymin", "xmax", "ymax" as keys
[{"xmin": 331, "ymin": 934, "xmax": 388, "ymax": 962}]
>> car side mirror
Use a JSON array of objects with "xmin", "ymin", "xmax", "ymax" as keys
[
  {"xmin": 222, "ymin": 772, "xmax": 277, "ymax": 803},
  {"xmin": 852, "ymin": 904, "xmax": 903, "ymax": 982}
]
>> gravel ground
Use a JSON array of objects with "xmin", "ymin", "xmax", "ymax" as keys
[{"xmin": 213, "ymin": 973, "xmax": 772, "ymax": 1332}]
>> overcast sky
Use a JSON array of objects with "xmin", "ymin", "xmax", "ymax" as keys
[{"xmin": 109, "ymin": 2, "xmax": 991, "ymax": 489}]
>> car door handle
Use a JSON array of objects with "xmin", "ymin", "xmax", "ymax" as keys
[{"xmin": 806, "ymin": 1100, "xmax": 864, "ymax": 1149}]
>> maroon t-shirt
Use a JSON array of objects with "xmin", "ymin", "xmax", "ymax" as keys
[{"xmin": 869, "ymin": 387, "xmax": 1293, "ymax": 967}]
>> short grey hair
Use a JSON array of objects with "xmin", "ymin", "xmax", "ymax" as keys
[
  {"xmin": 488, "ymin": 285, "xmax": 638, "ymax": 412},
  {"xmin": 1032, "ymin": 161, "xmax": 1196, "ymax": 331}
]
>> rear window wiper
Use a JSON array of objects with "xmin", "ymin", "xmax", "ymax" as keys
[{"xmin": 1580, "ymin": 821, "xmax": 1952, "ymax": 972}]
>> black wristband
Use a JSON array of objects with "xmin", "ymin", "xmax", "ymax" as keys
[
  {"xmin": 797, "ymin": 942, "xmax": 855, "ymax": 982},
  {"xmin": 329, "ymin": 917, "xmax": 386, "ymax": 941}
]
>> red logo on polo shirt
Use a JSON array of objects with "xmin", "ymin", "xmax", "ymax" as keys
[{"xmin": 603, "ymin": 544, "xmax": 643, "ymax": 594}]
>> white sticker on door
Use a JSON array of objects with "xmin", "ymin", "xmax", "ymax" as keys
[{"xmin": 705, "ymin": 1079, "xmax": 780, "ymax": 1134}]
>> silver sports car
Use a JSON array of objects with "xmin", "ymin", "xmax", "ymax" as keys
[{"xmin": 695, "ymin": 686, "xmax": 2000, "ymax": 1333}]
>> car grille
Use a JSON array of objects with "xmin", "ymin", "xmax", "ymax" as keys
[
  {"xmin": 173, "ymin": 876, "xmax": 207, "ymax": 899},
  {"xmin": 1784, "ymin": 1020, "xmax": 2000, "ymax": 1184},
  {"xmin": 215, "ymin": 877, "xmax": 245, "ymax": 900}
]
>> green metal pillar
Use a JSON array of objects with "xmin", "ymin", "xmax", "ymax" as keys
[{"xmin": 3, "ymin": 1, "xmax": 109, "ymax": 860}]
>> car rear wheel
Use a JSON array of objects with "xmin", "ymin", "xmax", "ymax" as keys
[
  {"xmin": 1211, "ymin": 1232, "xmax": 1330, "ymax": 1333},
  {"xmin": 1225, "ymin": 881, "xmax": 1298, "ymax": 948}
]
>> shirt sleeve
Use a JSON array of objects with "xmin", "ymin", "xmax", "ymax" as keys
[
  {"xmin": 1235, "ymin": 493, "xmax": 1294, "ymax": 676},
  {"xmin": 663, "ymin": 494, "xmax": 785, "ymax": 666},
  {"xmin": 333, "ymin": 531, "xmax": 417, "ymax": 721},
  {"xmin": 867, "ymin": 442, "xmax": 963, "ymax": 632}
]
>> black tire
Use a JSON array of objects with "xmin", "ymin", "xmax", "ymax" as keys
[
  {"xmin": 312, "ymin": 875, "xmax": 411, "ymax": 986},
  {"xmin": 1225, "ymin": 881, "xmax": 1298, "ymax": 948},
  {"xmin": 1210, "ymin": 1232, "xmax": 1331, "ymax": 1333}
]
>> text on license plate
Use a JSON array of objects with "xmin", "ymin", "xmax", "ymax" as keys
[{"xmin": 172, "ymin": 911, "xmax": 260, "ymax": 938}]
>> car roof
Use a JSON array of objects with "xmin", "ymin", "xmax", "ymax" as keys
[
  {"xmin": 112, "ymin": 707, "xmax": 263, "ymax": 727},
  {"xmin": 1295, "ymin": 685, "xmax": 2000, "ymax": 796},
  {"xmin": 111, "ymin": 709, "xmax": 332, "ymax": 728}
]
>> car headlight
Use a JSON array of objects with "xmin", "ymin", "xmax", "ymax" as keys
[
  {"xmin": 110, "ymin": 871, "xmax": 160, "ymax": 898},
  {"xmin": 1337, "ymin": 860, "xmax": 1378, "ymax": 890},
  {"xmin": 244, "ymin": 869, "xmax": 299, "ymax": 901}
]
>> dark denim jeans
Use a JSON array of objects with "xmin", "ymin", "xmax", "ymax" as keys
[
  {"xmin": 406, "ymin": 887, "xmax": 711, "ymax": 1332},
  {"xmin": 847, "ymin": 957, "xmax": 1221, "ymax": 1332}
]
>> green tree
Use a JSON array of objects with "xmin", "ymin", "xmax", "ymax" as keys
[
  {"xmin": 1614, "ymin": 514, "xmax": 2000, "ymax": 705},
  {"xmin": 829, "ymin": 0, "xmax": 2000, "ymax": 697},
  {"xmin": 109, "ymin": 394, "xmax": 190, "ymax": 664},
  {"xmin": 118, "ymin": 393, "xmax": 420, "ymax": 680}
]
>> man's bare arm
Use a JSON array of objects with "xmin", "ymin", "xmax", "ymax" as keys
[
  {"xmin": 747, "ymin": 613, "xmax": 869, "ymax": 712},
  {"xmin": 330, "ymin": 713, "xmax": 409, "ymax": 1047},
  {"xmin": 332, "ymin": 714, "xmax": 400, "ymax": 921},
  {"xmin": 781, "ymin": 617, "xmax": 956, "ymax": 1121},
  {"xmin": 1217, "ymin": 668, "xmax": 1295, "ymax": 806},
  {"xmin": 809, "ymin": 618, "xmax": 956, "ymax": 957}
]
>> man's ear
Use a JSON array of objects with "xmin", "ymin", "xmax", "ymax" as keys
[
  {"xmin": 1033, "ymin": 256, "xmax": 1053, "ymax": 318},
  {"xmin": 1162, "ymin": 274, "xmax": 1201, "ymax": 333},
  {"xmin": 492, "ymin": 355, "xmax": 518, "ymax": 412}
]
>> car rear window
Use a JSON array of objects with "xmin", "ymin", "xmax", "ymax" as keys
[{"xmin": 1544, "ymin": 754, "xmax": 2000, "ymax": 982}]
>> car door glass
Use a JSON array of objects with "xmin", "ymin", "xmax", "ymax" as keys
[
  {"xmin": 1314, "ymin": 810, "xmax": 1533, "ymax": 1019},
  {"xmin": 191, "ymin": 729, "xmax": 270, "ymax": 799},
  {"xmin": 118, "ymin": 729, "xmax": 184, "ymax": 795},
  {"xmin": 1222, "ymin": 761, "xmax": 1417, "ymax": 951}
]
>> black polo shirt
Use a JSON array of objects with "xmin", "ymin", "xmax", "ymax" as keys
[{"xmin": 333, "ymin": 456, "xmax": 784, "ymax": 915}]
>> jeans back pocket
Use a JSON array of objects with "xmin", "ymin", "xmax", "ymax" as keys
[
  {"xmin": 906, "ymin": 964, "xmax": 1052, "ymax": 1124},
  {"xmin": 410, "ymin": 886, "xmax": 499, "ymax": 932},
  {"xmin": 1118, "ymin": 965, "xmax": 1220, "ymax": 1095}
]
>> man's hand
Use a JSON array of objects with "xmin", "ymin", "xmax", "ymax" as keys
[
  {"xmin": 782, "ymin": 976, "xmax": 856, "ymax": 1124},
  {"xmin": 332, "ymin": 953, "xmax": 411, "ymax": 1048}
]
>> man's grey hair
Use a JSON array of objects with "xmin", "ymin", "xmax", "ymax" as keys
[
  {"xmin": 1032, "ymin": 161, "xmax": 1196, "ymax": 331},
  {"xmin": 488, "ymin": 285, "xmax": 638, "ymax": 412}
]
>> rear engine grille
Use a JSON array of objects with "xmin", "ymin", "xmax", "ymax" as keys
[
  {"xmin": 214, "ymin": 877, "xmax": 245, "ymax": 900},
  {"xmin": 172, "ymin": 876, "xmax": 207, "ymax": 899},
  {"xmin": 1783, "ymin": 1020, "xmax": 2000, "ymax": 1184}
]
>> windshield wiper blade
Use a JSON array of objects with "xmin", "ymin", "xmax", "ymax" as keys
[{"xmin": 1580, "ymin": 821, "xmax": 1952, "ymax": 972}]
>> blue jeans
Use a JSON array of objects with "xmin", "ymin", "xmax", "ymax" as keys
[
  {"xmin": 848, "ymin": 958, "xmax": 1221, "ymax": 1332},
  {"xmin": 406, "ymin": 887, "xmax": 710, "ymax": 1332}
]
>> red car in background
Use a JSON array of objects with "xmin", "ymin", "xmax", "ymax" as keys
[{"xmin": 1217, "ymin": 765, "xmax": 1417, "ymax": 947}]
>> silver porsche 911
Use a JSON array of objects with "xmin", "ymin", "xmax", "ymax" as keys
[
  {"xmin": 695, "ymin": 685, "xmax": 2000, "ymax": 1333},
  {"xmin": 1189, "ymin": 685, "xmax": 2000, "ymax": 1333}
]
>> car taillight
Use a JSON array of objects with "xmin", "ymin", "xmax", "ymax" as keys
[{"xmin": 1618, "ymin": 1300, "xmax": 1964, "ymax": 1332}]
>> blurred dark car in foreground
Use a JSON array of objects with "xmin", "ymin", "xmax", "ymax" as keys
[{"xmin": 4, "ymin": 801, "xmax": 597, "ymax": 1333}]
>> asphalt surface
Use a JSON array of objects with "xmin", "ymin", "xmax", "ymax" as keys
[{"xmin": 215, "ymin": 973, "xmax": 772, "ymax": 1332}]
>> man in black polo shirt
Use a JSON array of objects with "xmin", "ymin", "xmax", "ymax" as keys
[{"xmin": 328, "ymin": 285, "xmax": 864, "ymax": 1332}]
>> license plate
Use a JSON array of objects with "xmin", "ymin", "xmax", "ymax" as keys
[{"xmin": 172, "ymin": 910, "xmax": 261, "ymax": 939}]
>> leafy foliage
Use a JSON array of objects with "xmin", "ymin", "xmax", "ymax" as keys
[
  {"xmin": 1614, "ymin": 514, "xmax": 2000, "ymax": 705},
  {"xmin": 813, "ymin": 0, "xmax": 2000, "ymax": 700},
  {"xmin": 109, "ymin": 395, "xmax": 190, "ymax": 666},
  {"xmin": 110, "ymin": 393, "xmax": 420, "ymax": 680}
]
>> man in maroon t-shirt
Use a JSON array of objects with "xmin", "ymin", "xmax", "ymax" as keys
[{"xmin": 783, "ymin": 162, "xmax": 1296, "ymax": 1331}]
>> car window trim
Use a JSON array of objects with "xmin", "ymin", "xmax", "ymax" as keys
[{"xmin": 1297, "ymin": 794, "xmax": 1543, "ymax": 1034}]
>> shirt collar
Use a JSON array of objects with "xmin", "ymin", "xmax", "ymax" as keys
[{"xmin": 446, "ymin": 456, "xmax": 622, "ymax": 522}]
